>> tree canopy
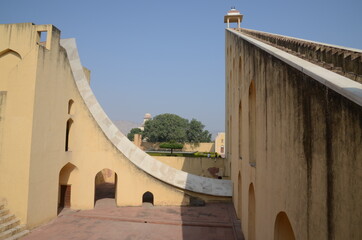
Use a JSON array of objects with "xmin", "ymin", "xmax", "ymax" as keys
[
  {"xmin": 159, "ymin": 142, "xmax": 184, "ymax": 154},
  {"xmin": 127, "ymin": 128, "xmax": 143, "ymax": 141},
  {"xmin": 142, "ymin": 113, "xmax": 211, "ymax": 143}
]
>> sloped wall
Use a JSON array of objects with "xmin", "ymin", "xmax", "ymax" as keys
[{"xmin": 226, "ymin": 29, "xmax": 362, "ymax": 239}]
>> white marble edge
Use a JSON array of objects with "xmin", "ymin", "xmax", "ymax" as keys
[
  {"xmin": 60, "ymin": 38, "xmax": 232, "ymax": 197},
  {"xmin": 228, "ymin": 29, "xmax": 362, "ymax": 107},
  {"xmin": 232, "ymin": 28, "xmax": 362, "ymax": 54}
]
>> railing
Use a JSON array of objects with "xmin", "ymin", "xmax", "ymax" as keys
[{"xmin": 235, "ymin": 28, "xmax": 362, "ymax": 84}]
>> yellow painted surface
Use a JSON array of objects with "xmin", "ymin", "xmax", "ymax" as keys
[
  {"xmin": 154, "ymin": 156, "xmax": 225, "ymax": 178},
  {"xmin": 141, "ymin": 142, "xmax": 215, "ymax": 152},
  {"xmin": 226, "ymin": 30, "xmax": 362, "ymax": 239},
  {"xmin": 214, "ymin": 132, "xmax": 225, "ymax": 157}
]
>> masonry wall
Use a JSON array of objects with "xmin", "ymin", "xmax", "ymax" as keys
[
  {"xmin": 226, "ymin": 30, "xmax": 362, "ymax": 240},
  {"xmin": 0, "ymin": 23, "xmax": 41, "ymax": 226}
]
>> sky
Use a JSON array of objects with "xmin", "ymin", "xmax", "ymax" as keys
[{"xmin": 1, "ymin": 0, "xmax": 361, "ymax": 135}]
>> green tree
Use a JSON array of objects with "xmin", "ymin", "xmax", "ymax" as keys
[
  {"xmin": 159, "ymin": 142, "xmax": 184, "ymax": 154},
  {"xmin": 127, "ymin": 128, "xmax": 143, "ymax": 141},
  {"xmin": 187, "ymin": 119, "xmax": 212, "ymax": 143},
  {"xmin": 143, "ymin": 113, "xmax": 212, "ymax": 144},
  {"xmin": 143, "ymin": 113, "xmax": 188, "ymax": 143}
]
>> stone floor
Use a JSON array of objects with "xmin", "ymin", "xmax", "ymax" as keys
[{"xmin": 22, "ymin": 199, "xmax": 243, "ymax": 240}]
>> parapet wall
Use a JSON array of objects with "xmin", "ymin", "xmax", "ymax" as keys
[{"xmin": 235, "ymin": 28, "xmax": 362, "ymax": 83}]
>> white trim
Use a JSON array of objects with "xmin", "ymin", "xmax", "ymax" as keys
[{"xmin": 228, "ymin": 29, "xmax": 362, "ymax": 106}]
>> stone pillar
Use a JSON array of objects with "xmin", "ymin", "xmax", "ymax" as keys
[{"xmin": 133, "ymin": 134, "xmax": 142, "ymax": 149}]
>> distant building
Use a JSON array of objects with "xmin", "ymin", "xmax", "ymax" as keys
[
  {"xmin": 214, "ymin": 132, "xmax": 225, "ymax": 158},
  {"xmin": 139, "ymin": 113, "xmax": 152, "ymax": 131}
]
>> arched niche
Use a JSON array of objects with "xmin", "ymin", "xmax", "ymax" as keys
[
  {"xmin": 68, "ymin": 99, "xmax": 74, "ymax": 115},
  {"xmin": 0, "ymin": 49, "xmax": 22, "ymax": 89},
  {"xmin": 237, "ymin": 171, "xmax": 242, "ymax": 219},
  {"xmin": 274, "ymin": 211, "xmax": 296, "ymax": 240},
  {"xmin": 0, "ymin": 48, "xmax": 22, "ymax": 60},
  {"xmin": 248, "ymin": 80, "xmax": 256, "ymax": 166},
  {"xmin": 248, "ymin": 183, "xmax": 256, "ymax": 240},
  {"xmin": 58, "ymin": 162, "xmax": 78, "ymax": 212},
  {"xmin": 238, "ymin": 100, "xmax": 242, "ymax": 159}
]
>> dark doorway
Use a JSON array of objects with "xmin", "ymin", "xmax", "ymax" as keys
[
  {"xmin": 142, "ymin": 191, "xmax": 154, "ymax": 205},
  {"xmin": 94, "ymin": 169, "xmax": 117, "ymax": 207},
  {"xmin": 59, "ymin": 185, "xmax": 71, "ymax": 213}
]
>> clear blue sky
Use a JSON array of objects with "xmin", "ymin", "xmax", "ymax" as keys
[{"xmin": 1, "ymin": 0, "xmax": 361, "ymax": 134}]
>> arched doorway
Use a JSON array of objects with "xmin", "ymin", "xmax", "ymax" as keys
[
  {"xmin": 142, "ymin": 191, "xmax": 154, "ymax": 206},
  {"xmin": 249, "ymin": 81, "xmax": 256, "ymax": 166},
  {"xmin": 248, "ymin": 183, "xmax": 256, "ymax": 240},
  {"xmin": 238, "ymin": 100, "xmax": 242, "ymax": 160},
  {"xmin": 94, "ymin": 169, "xmax": 117, "ymax": 207},
  {"xmin": 237, "ymin": 171, "xmax": 242, "ymax": 219},
  {"xmin": 274, "ymin": 212, "xmax": 296, "ymax": 240},
  {"xmin": 58, "ymin": 162, "xmax": 77, "ymax": 214}
]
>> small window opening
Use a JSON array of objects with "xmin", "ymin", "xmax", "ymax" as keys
[
  {"xmin": 37, "ymin": 31, "xmax": 48, "ymax": 47},
  {"xmin": 65, "ymin": 119, "xmax": 73, "ymax": 151},
  {"xmin": 68, "ymin": 99, "xmax": 74, "ymax": 115}
]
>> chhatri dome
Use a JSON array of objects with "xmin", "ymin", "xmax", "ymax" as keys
[
  {"xmin": 227, "ymin": 7, "xmax": 241, "ymax": 16},
  {"xmin": 224, "ymin": 7, "xmax": 243, "ymax": 28},
  {"xmin": 144, "ymin": 113, "xmax": 152, "ymax": 120}
]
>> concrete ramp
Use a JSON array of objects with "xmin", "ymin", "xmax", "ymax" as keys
[{"xmin": 60, "ymin": 38, "xmax": 232, "ymax": 197}]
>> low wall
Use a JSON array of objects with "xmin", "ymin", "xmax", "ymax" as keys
[
  {"xmin": 153, "ymin": 156, "xmax": 225, "ymax": 178},
  {"xmin": 141, "ymin": 142, "xmax": 215, "ymax": 152}
]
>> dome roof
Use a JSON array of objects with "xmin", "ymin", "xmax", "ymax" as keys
[
  {"xmin": 144, "ymin": 113, "xmax": 152, "ymax": 119},
  {"xmin": 227, "ymin": 7, "xmax": 241, "ymax": 15}
]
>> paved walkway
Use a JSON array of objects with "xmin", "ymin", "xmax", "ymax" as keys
[{"xmin": 22, "ymin": 200, "xmax": 243, "ymax": 240}]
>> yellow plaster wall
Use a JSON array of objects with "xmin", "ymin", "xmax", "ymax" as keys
[
  {"xmin": 226, "ymin": 30, "xmax": 362, "ymax": 239},
  {"xmin": 0, "ymin": 23, "xmax": 42, "ymax": 225},
  {"xmin": 141, "ymin": 142, "xmax": 215, "ymax": 152},
  {"xmin": 214, "ymin": 132, "xmax": 225, "ymax": 157},
  {"xmin": 154, "ymin": 156, "xmax": 225, "ymax": 178}
]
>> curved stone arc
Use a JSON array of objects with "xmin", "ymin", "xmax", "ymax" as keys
[{"xmin": 60, "ymin": 38, "xmax": 232, "ymax": 197}]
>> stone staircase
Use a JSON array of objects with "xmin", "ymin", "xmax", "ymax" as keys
[{"xmin": 0, "ymin": 202, "xmax": 29, "ymax": 240}]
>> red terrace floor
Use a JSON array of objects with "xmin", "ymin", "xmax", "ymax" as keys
[{"xmin": 22, "ymin": 200, "xmax": 244, "ymax": 240}]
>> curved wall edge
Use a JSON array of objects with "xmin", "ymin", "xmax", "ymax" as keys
[{"xmin": 60, "ymin": 38, "xmax": 232, "ymax": 197}]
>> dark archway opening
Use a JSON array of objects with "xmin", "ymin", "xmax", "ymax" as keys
[
  {"xmin": 142, "ymin": 191, "xmax": 154, "ymax": 206},
  {"xmin": 94, "ymin": 169, "xmax": 117, "ymax": 207},
  {"xmin": 65, "ymin": 118, "xmax": 73, "ymax": 152}
]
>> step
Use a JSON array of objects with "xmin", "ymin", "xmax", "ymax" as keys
[
  {"xmin": 0, "ymin": 215, "xmax": 15, "ymax": 225},
  {"xmin": 0, "ymin": 210, "xmax": 9, "ymax": 218},
  {"xmin": 0, "ymin": 219, "xmax": 19, "ymax": 233},
  {"xmin": 0, "ymin": 225, "xmax": 25, "ymax": 240},
  {"xmin": 4, "ymin": 229, "xmax": 29, "ymax": 240}
]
